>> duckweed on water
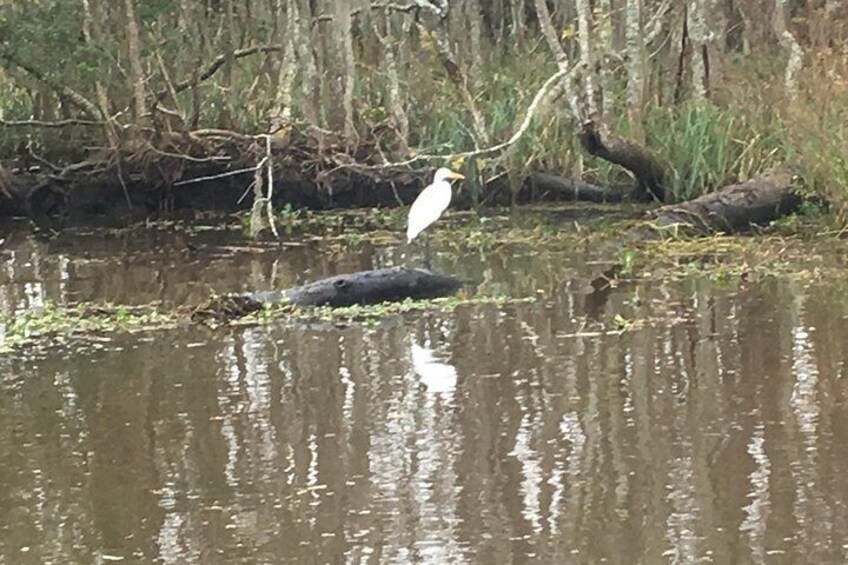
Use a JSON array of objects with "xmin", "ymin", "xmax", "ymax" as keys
[
  {"xmin": 0, "ymin": 302, "xmax": 175, "ymax": 354},
  {"xmin": 616, "ymin": 231, "xmax": 844, "ymax": 286},
  {"xmin": 0, "ymin": 294, "xmax": 540, "ymax": 354}
]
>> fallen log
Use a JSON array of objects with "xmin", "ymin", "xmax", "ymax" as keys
[
  {"xmin": 524, "ymin": 172, "xmax": 622, "ymax": 203},
  {"xmin": 577, "ymin": 120, "xmax": 671, "ymax": 203},
  {"xmin": 191, "ymin": 267, "xmax": 463, "ymax": 323},
  {"xmin": 642, "ymin": 165, "xmax": 802, "ymax": 236},
  {"xmin": 2, "ymin": 126, "xmax": 618, "ymax": 220}
]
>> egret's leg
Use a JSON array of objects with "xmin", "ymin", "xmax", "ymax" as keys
[{"xmin": 423, "ymin": 231, "xmax": 432, "ymax": 270}]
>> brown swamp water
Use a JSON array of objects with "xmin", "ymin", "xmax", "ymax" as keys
[{"xmin": 1, "ymin": 209, "xmax": 848, "ymax": 564}]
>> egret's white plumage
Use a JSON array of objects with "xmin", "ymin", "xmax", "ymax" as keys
[{"xmin": 406, "ymin": 167, "xmax": 465, "ymax": 243}]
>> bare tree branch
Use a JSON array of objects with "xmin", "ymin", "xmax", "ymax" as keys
[
  {"xmin": 353, "ymin": 67, "xmax": 570, "ymax": 170},
  {"xmin": 314, "ymin": 1, "xmax": 424, "ymax": 22},
  {"xmin": 0, "ymin": 119, "xmax": 105, "ymax": 128},
  {"xmin": 151, "ymin": 45, "xmax": 283, "ymax": 108},
  {"xmin": 0, "ymin": 52, "xmax": 101, "ymax": 118}
]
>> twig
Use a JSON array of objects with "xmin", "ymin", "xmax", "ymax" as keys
[
  {"xmin": 238, "ymin": 158, "xmax": 266, "ymax": 204},
  {"xmin": 0, "ymin": 118, "xmax": 104, "ymax": 128},
  {"xmin": 173, "ymin": 166, "xmax": 257, "ymax": 186},
  {"xmin": 645, "ymin": 0, "xmax": 673, "ymax": 45},
  {"xmin": 191, "ymin": 129, "xmax": 257, "ymax": 142},
  {"xmin": 389, "ymin": 179, "xmax": 405, "ymax": 206},
  {"xmin": 24, "ymin": 142, "xmax": 63, "ymax": 173},
  {"xmin": 314, "ymin": 2, "xmax": 428, "ymax": 23},
  {"xmin": 151, "ymin": 45, "xmax": 283, "ymax": 107},
  {"xmin": 116, "ymin": 156, "xmax": 132, "ymax": 208},
  {"xmin": 155, "ymin": 48, "xmax": 184, "ymax": 124},
  {"xmin": 147, "ymin": 146, "xmax": 231, "ymax": 163},
  {"xmin": 249, "ymin": 156, "xmax": 268, "ymax": 237},
  {"xmin": 0, "ymin": 52, "xmax": 101, "ymax": 118}
]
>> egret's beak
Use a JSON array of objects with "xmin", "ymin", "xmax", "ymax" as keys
[{"xmin": 448, "ymin": 171, "xmax": 465, "ymax": 180}]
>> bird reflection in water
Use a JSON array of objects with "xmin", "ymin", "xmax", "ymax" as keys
[{"xmin": 411, "ymin": 342, "xmax": 458, "ymax": 395}]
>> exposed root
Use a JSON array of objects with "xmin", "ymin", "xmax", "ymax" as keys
[{"xmin": 190, "ymin": 294, "xmax": 264, "ymax": 325}]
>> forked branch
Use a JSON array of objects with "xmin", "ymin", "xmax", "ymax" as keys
[{"xmin": 356, "ymin": 67, "xmax": 570, "ymax": 170}]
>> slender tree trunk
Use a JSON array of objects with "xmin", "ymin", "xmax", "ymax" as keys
[
  {"xmin": 773, "ymin": 0, "xmax": 803, "ymax": 101},
  {"xmin": 177, "ymin": 0, "xmax": 192, "ymax": 33},
  {"xmin": 466, "ymin": 0, "xmax": 485, "ymax": 84},
  {"xmin": 625, "ymin": 0, "xmax": 646, "ymax": 123},
  {"xmin": 335, "ymin": 2, "xmax": 357, "ymax": 146},
  {"xmin": 576, "ymin": 0, "xmax": 598, "ymax": 116},
  {"xmin": 688, "ymin": 0, "xmax": 709, "ymax": 100},
  {"xmin": 82, "ymin": 0, "xmax": 119, "ymax": 146},
  {"xmin": 424, "ymin": 11, "xmax": 491, "ymax": 145},
  {"xmin": 597, "ymin": 0, "xmax": 616, "ymax": 117},
  {"xmin": 372, "ymin": 9, "xmax": 410, "ymax": 154},
  {"xmin": 269, "ymin": 0, "xmax": 298, "ymax": 140},
  {"xmin": 534, "ymin": 0, "xmax": 569, "ymax": 69},
  {"xmin": 294, "ymin": 0, "xmax": 320, "ymax": 127},
  {"xmin": 124, "ymin": 0, "xmax": 148, "ymax": 120},
  {"xmin": 220, "ymin": 0, "xmax": 236, "ymax": 127},
  {"xmin": 510, "ymin": 0, "xmax": 526, "ymax": 45},
  {"xmin": 533, "ymin": 0, "xmax": 582, "ymax": 119}
]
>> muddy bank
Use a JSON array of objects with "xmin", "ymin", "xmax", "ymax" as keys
[{"xmin": 0, "ymin": 128, "xmax": 618, "ymax": 221}]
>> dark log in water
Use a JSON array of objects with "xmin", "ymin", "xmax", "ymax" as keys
[
  {"xmin": 577, "ymin": 120, "xmax": 670, "ymax": 203},
  {"xmin": 525, "ymin": 172, "xmax": 622, "ymax": 203},
  {"xmin": 644, "ymin": 165, "xmax": 802, "ymax": 236},
  {"xmin": 191, "ymin": 267, "xmax": 463, "ymax": 323},
  {"xmin": 279, "ymin": 266, "xmax": 462, "ymax": 307}
]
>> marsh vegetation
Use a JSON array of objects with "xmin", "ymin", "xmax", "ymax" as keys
[{"xmin": 0, "ymin": 1, "xmax": 845, "ymax": 225}]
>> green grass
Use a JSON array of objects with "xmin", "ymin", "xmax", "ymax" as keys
[{"xmin": 643, "ymin": 103, "xmax": 784, "ymax": 200}]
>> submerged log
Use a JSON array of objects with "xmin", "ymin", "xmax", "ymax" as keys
[
  {"xmin": 524, "ymin": 173, "xmax": 622, "ymax": 203},
  {"xmin": 191, "ymin": 267, "xmax": 463, "ymax": 323},
  {"xmin": 641, "ymin": 165, "xmax": 802, "ymax": 236},
  {"xmin": 577, "ymin": 120, "xmax": 670, "ymax": 203}
]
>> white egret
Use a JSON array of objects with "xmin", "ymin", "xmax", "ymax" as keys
[{"xmin": 406, "ymin": 167, "xmax": 465, "ymax": 243}]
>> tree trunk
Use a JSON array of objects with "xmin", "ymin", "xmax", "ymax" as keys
[
  {"xmin": 625, "ymin": 0, "xmax": 646, "ymax": 125},
  {"xmin": 124, "ymin": 0, "xmax": 148, "ymax": 120},
  {"xmin": 525, "ymin": 173, "xmax": 623, "ymax": 202},
  {"xmin": 576, "ymin": 0, "xmax": 597, "ymax": 116},
  {"xmin": 268, "ymin": 0, "xmax": 298, "ymax": 140},
  {"xmin": 334, "ymin": 2, "xmax": 357, "ymax": 145},
  {"xmin": 372, "ymin": 8, "xmax": 410, "ymax": 155},
  {"xmin": 773, "ymin": 0, "xmax": 804, "ymax": 101},
  {"xmin": 510, "ymin": 0, "xmax": 526, "ymax": 45},
  {"xmin": 424, "ymin": 11, "xmax": 491, "ymax": 145},
  {"xmin": 644, "ymin": 165, "xmax": 802, "ymax": 235},
  {"xmin": 82, "ymin": 0, "xmax": 119, "ymax": 146},
  {"xmin": 533, "ymin": 0, "xmax": 582, "ymax": 118},
  {"xmin": 577, "ymin": 119, "xmax": 671, "ymax": 202},
  {"xmin": 596, "ymin": 0, "xmax": 617, "ymax": 117},
  {"xmin": 294, "ymin": 0, "xmax": 320, "ymax": 127}
]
